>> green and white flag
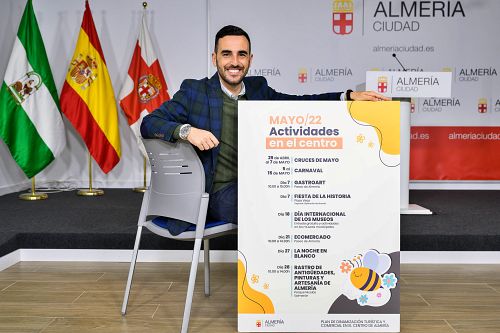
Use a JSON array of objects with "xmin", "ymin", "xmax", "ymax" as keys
[{"xmin": 0, "ymin": 0, "xmax": 66, "ymax": 179}]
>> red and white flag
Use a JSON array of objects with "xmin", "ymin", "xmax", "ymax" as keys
[{"xmin": 119, "ymin": 11, "xmax": 170, "ymax": 154}]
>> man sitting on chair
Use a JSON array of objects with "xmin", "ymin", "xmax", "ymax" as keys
[{"xmin": 141, "ymin": 25, "xmax": 389, "ymax": 235}]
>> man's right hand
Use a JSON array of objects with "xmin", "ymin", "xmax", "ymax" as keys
[{"xmin": 187, "ymin": 127, "xmax": 219, "ymax": 151}]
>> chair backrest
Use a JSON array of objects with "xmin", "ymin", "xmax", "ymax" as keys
[{"xmin": 143, "ymin": 139, "xmax": 205, "ymax": 224}]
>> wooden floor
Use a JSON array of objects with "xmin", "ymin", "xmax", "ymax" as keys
[{"xmin": 0, "ymin": 262, "xmax": 499, "ymax": 333}]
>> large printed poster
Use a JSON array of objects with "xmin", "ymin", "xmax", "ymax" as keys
[{"xmin": 238, "ymin": 101, "xmax": 400, "ymax": 332}]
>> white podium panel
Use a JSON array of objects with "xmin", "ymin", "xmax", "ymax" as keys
[
  {"xmin": 367, "ymin": 71, "xmax": 450, "ymax": 214},
  {"xmin": 399, "ymin": 101, "xmax": 432, "ymax": 215},
  {"xmin": 238, "ymin": 101, "xmax": 400, "ymax": 332}
]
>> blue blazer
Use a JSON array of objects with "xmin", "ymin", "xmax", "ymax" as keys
[{"xmin": 141, "ymin": 73, "xmax": 342, "ymax": 192}]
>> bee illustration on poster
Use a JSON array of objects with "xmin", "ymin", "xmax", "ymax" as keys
[{"xmin": 337, "ymin": 250, "xmax": 398, "ymax": 308}]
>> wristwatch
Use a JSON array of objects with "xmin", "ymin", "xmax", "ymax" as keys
[{"xmin": 179, "ymin": 124, "xmax": 192, "ymax": 140}]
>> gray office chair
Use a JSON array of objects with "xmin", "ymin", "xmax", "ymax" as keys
[{"xmin": 122, "ymin": 139, "xmax": 237, "ymax": 333}]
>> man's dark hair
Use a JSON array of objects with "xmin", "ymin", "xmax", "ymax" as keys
[{"xmin": 214, "ymin": 25, "xmax": 251, "ymax": 52}]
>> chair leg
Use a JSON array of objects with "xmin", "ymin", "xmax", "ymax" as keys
[
  {"xmin": 204, "ymin": 239, "xmax": 210, "ymax": 296},
  {"xmin": 122, "ymin": 225, "xmax": 143, "ymax": 315},
  {"xmin": 181, "ymin": 238, "xmax": 203, "ymax": 333}
]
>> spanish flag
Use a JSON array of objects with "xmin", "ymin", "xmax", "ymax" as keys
[{"xmin": 60, "ymin": 0, "xmax": 120, "ymax": 173}]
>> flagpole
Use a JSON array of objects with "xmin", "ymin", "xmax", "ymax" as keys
[
  {"xmin": 121, "ymin": 0, "xmax": 167, "ymax": 193},
  {"xmin": 133, "ymin": 155, "xmax": 147, "ymax": 193},
  {"xmin": 19, "ymin": 176, "xmax": 48, "ymax": 201},
  {"xmin": 131, "ymin": 1, "xmax": 149, "ymax": 194},
  {"xmin": 77, "ymin": 151, "xmax": 104, "ymax": 196}
]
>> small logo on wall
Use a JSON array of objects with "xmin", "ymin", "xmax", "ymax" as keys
[
  {"xmin": 248, "ymin": 68, "xmax": 281, "ymax": 77},
  {"xmin": 332, "ymin": 0, "xmax": 354, "ymax": 35},
  {"xmin": 378, "ymin": 76, "xmax": 388, "ymax": 93},
  {"xmin": 256, "ymin": 320, "xmax": 262, "ymax": 328},
  {"xmin": 298, "ymin": 68, "xmax": 308, "ymax": 83},
  {"xmin": 420, "ymin": 98, "xmax": 461, "ymax": 113},
  {"xmin": 478, "ymin": 98, "xmax": 488, "ymax": 113},
  {"xmin": 458, "ymin": 67, "xmax": 498, "ymax": 82},
  {"xmin": 410, "ymin": 98, "xmax": 416, "ymax": 113}
]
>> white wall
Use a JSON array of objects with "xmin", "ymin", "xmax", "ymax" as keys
[
  {"xmin": 0, "ymin": 0, "xmax": 30, "ymax": 194},
  {"xmin": 0, "ymin": 0, "xmax": 208, "ymax": 195},
  {"xmin": 1, "ymin": 0, "xmax": 499, "ymax": 194}
]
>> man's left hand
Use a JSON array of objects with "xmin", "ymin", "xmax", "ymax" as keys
[{"xmin": 350, "ymin": 91, "xmax": 391, "ymax": 101}]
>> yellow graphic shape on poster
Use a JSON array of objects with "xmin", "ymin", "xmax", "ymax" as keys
[
  {"xmin": 238, "ymin": 259, "xmax": 275, "ymax": 314},
  {"xmin": 349, "ymin": 101, "xmax": 400, "ymax": 155}
]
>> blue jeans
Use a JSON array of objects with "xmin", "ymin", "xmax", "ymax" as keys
[
  {"xmin": 207, "ymin": 182, "xmax": 237, "ymax": 224},
  {"xmin": 161, "ymin": 182, "xmax": 237, "ymax": 236}
]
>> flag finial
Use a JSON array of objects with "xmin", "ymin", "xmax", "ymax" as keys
[{"xmin": 142, "ymin": 2, "xmax": 148, "ymax": 9}]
